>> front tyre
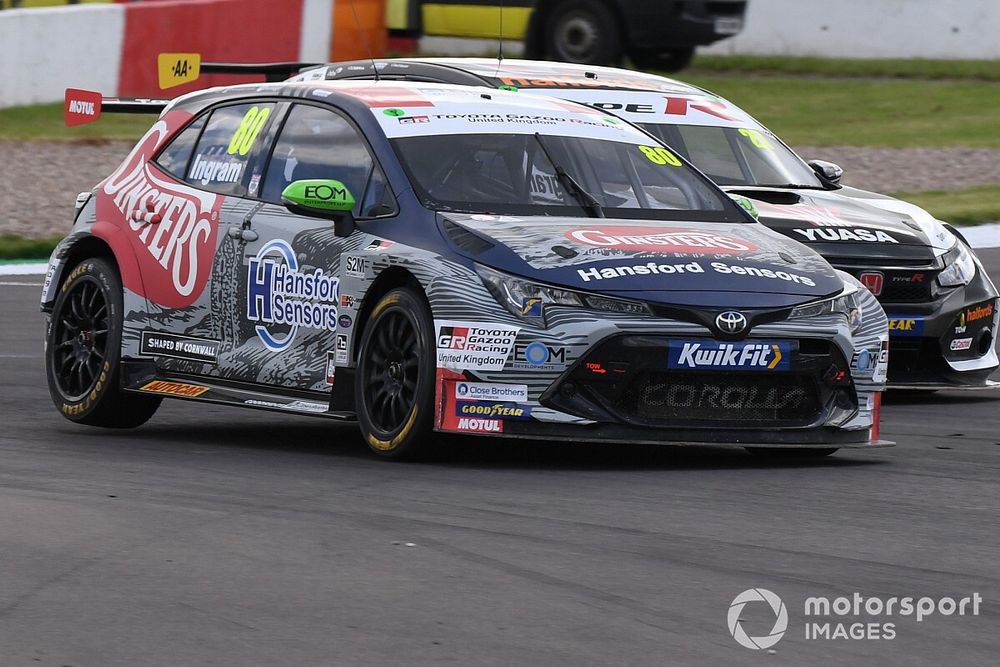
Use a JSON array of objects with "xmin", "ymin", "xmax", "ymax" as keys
[
  {"xmin": 355, "ymin": 288, "xmax": 435, "ymax": 460},
  {"xmin": 46, "ymin": 257, "xmax": 161, "ymax": 428}
]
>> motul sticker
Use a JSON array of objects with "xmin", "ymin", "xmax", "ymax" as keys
[{"xmin": 64, "ymin": 89, "xmax": 102, "ymax": 127}]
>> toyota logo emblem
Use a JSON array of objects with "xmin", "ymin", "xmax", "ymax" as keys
[{"xmin": 716, "ymin": 311, "xmax": 748, "ymax": 334}]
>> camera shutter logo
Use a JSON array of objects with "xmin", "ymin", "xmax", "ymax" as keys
[
  {"xmin": 728, "ymin": 588, "xmax": 788, "ymax": 650},
  {"xmin": 716, "ymin": 311, "xmax": 748, "ymax": 335}
]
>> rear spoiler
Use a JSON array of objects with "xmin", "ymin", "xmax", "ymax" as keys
[
  {"xmin": 64, "ymin": 88, "xmax": 168, "ymax": 126},
  {"xmin": 158, "ymin": 52, "xmax": 324, "ymax": 89}
]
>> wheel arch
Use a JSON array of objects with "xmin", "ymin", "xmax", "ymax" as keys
[{"xmin": 353, "ymin": 266, "xmax": 428, "ymax": 363}]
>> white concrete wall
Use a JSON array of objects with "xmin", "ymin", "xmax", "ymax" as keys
[
  {"xmin": 702, "ymin": 0, "xmax": 1000, "ymax": 59},
  {"xmin": 0, "ymin": 5, "xmax": 125, "ymax": 108},
  {"xmin": 299, "ymin": 0, "xmax": 334, "ymax": 62}
]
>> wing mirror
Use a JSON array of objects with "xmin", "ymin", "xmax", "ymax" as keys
[
  {"xmin": 728, "ymin": 193, "xmax": 759, "ymax": 221},
  {"xmin": 281, "ymin": 179, "xmax": 357, "ymax": 237},
  {"xmin": 807, "ymin": 160, "xmax": 844, "ymax": 186}
]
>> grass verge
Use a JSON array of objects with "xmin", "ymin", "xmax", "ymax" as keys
[
  {"xmin": 4, "ymin": 77, "xmax": 999, "ymax": 148},
  {"xmin": 688, "ymin": 56, "xmax": 1000, "ymax": 82},
  {"xmin": 889, "ymin": 185, "xmax": 1000, "ymax": 226},
  {"xmin": 0, "ymin": 103, "xmax": 152, "ymax": 142},
  {"xmin": 680, "ymin": 76, "xmax": 1000, "ymax": 148},
  {"xmin": 0, "ymin": 235, "xmax": 60, "ymax": 261}
]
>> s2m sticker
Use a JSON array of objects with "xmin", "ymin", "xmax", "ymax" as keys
[{"xmin": 638, "ymin": 145, "xmax": 682, "ymax": 166}]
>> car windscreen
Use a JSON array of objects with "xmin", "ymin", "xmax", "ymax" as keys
[
  {"xmin": 391, "ymin": 133, "xmax": 747, "ymax": 222},
  {"xmin": 642, "ymin": 124, "xmax": 825, "ymax": 189}
]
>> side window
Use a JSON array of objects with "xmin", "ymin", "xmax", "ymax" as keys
[
  {"xmin": 185, "ymin": 103, "xmax": 277, "ymax": 196},
  {"xmin": 676, "ymin": 125, "xmax": 746, "ymax": 185},
  {"xmin": 261, "ymin": 104, "xmax": 395, "ymax": 217},
  {"xmin": 155, "ymin": 116, "xmax": 206, "ymax": 178}
]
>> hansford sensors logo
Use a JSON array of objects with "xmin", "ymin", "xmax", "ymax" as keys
[
  {"xmin": 727, "ymin": 589, "xmax": 983, "ymax": 649},
  {"xmin": 247, "ymin": 239, "xmax": 339, "ymax": 352}
]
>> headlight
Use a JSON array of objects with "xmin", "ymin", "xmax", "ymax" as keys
[
  {"xmin": 937, "ymin": 242, "xmax": 976, "ymax": 287},
  {"xmin": 476, "ymin": 265, "xmax": 649, "ymax": 322},
  {"xmin": 789, "ymin": 281, "xmax": 864, "ymax": 333}
]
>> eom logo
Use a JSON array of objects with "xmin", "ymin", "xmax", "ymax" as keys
[{"xmin": 728, "ymin": 588, "xmax": 788, "ymax": 650}]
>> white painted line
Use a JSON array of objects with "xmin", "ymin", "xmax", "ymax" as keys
[
  {"xmin": 0, "ymin": 282, "xmax": 43, "ymax": 287},
  {"xmin": 0, "ymin": 262, "xmax": 48, "ymax": 275},
  {"xmin": 960, "ymin": 223, "xmax": 1000, "ymax": 250}
]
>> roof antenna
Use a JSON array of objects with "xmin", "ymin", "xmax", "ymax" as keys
[
  {"xmin": 348, "ymin": 0, "xmax": 380, "ymax": 82},
  {"xmin": 494, "ymin": 0, "xmax": 505, "ymax": 79}
]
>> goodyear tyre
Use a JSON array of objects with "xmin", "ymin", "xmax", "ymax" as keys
[
  {"xmin": 45, "ymin": 257, "xmax": 161, "ymax": 428},
  {"xmin": 355, "ymin": 287, "xmax": 435, "ymax": 460}
]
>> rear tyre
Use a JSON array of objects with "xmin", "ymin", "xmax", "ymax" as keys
[
  {"xmin": 747, "ymin": 447, "xmax": 839, "ymax": 458},
  {"xmin": 46, "ymin": 257, "xmax": 161, "ymax": 428},
  {"xmin": 355, "ymin": 288, "xmax": 435, "ymax": 460},
  {"xmin": 545, "ymin": 0, "xmax": 622, "ymax": 65},
  {"xmin": 629, "ymin": 47, "xmax": 696, "ymax": 72}
]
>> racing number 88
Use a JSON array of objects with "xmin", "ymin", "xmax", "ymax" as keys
[
  {"xmin": 227, "ymin": 106, "xmax": 272, "ymax": 156},
  {"xmin": 638, "ymin": 145, "xmax": 682, "ymax": 167}
]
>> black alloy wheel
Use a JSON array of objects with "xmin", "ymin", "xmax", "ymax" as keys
[
  {"xmin": 355, "ymin": 287, "xmax": 435, "ymax": 459},
  {"xmin": 46, "ymin": 258, "xmax": 160, "ymax": 427}
]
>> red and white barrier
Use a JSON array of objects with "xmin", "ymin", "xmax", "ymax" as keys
[{"xmin": 0, "ymin": 0, "xmax": 383, "ymax": 109}]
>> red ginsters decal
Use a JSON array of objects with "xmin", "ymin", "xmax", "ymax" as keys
[
  {"xmin": 566, "ymin": 226, "xmax": 757, "ymax": 254},
  {"xmin": 95, "ymin": 110, "xmax": 222, "ymax": 308}
]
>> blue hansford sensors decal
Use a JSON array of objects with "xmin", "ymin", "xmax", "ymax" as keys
[
  {"xmin": 887, "ymin": 316, "xmax": 925, "ymax": 337},
  {"xmin": 667, "ymin": 340, "xmax": 794, "ymax": 371}
]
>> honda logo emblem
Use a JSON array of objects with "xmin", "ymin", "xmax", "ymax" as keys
[
  {"xmin": 859, "ymin": 271, "xmax": 884, "ymax": 296},
  {"xmin": 715, "ymin": 311, "xmax": 748, "ymax": 335}
]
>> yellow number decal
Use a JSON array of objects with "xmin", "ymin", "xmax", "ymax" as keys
[
  {"xmin": 638, "ymin": 145, "xmax": 682, "ymax": 167},
  {"xmin": 227, "ymin": 106, "xmax": 272, "ymax": 156},
  {"xmin": 738, "ymin": 128, "xmax": 773, "ymax": 150}
]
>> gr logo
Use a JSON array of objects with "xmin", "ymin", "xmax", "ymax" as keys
[{"xmin": 728, "ymin": 588, "xmax": 788, "ymax": 650}]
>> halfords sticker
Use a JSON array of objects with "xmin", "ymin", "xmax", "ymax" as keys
[
  {"xmin": 455, "ymin": 382, "xmax": 529, "ymax": 402},
  {"xmin": 247, "ymin": 239, "xmax": 339, "ymax": 352},
  {"xmin": 455, "ymin": 401, "xmax": 532, "ymax": 420},
  {"xmin": 436, "ymin": 320, "xmax": 520, "ymax": 371},
  {"xmin": 577, "ymin": 260, "xmax": 816, "ymax": 286},
  {"xmin": 140, "ymin": 380, "xmax": 209, "ymax": 398},
  {"xmin": 887, "ymin": 317, "xmax": 924, "ymax": 337},
  {"xmin": 566, "ymin": 227, "xmax": 756, "ymax": 254},
  {"xmin": 965, "ymin": 302, "xmax": 994, "ymax": 323},
  {"xmin": 668, "ymin": 340, "xmax": 793, "ymax": 371}
]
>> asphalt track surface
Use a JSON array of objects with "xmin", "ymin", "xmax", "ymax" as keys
[{"xmin": 2, "ymin": 254, "xmax": 999, "ymax": 666}]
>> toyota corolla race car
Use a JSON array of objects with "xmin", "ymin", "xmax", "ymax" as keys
[
  {"xmin": 305, "ymin": 57, "xmax": 998, "ymax": 389},
  {"xmin": 44, "ymin": 79, "xmax": 889, "ymax": 459}
]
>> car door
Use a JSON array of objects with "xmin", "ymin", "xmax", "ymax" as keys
[
  {"xmin": 219, "ymin": 102, "xmax": 395, "ymax": 391},
  {"xmin": 140, "ymin": 100, "xmax": 281, "ymax": 378}
]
